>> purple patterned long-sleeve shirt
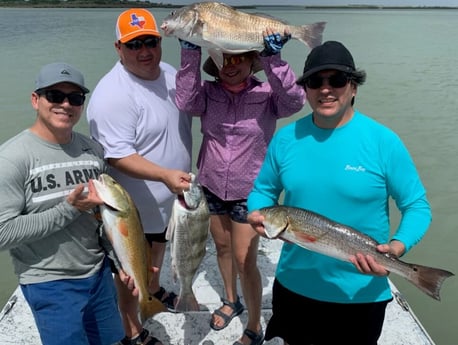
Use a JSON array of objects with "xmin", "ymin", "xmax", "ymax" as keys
[{"xmin": 176, "ymin": 49, "xmax": 305, "ymax": 201}]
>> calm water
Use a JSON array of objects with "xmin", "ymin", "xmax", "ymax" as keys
[{"xmin": 1, "ymin": 7, "xmax": 457, "ymax": 344}]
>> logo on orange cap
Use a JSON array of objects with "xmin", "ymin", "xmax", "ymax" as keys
[
  {"xmin": 116, "ymin": 9, "xmax": 161, "ymax": 43},
  {"xmin": 130, "ymin": 14, "xmax": 146, "ymax": 29}
]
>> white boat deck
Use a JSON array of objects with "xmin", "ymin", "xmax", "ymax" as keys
[{"xmin": 0, "ymin": 238, "xmax": 435, "ymax": 345}]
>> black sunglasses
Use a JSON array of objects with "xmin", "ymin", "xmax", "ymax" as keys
[
  {"xmin": 305, "ymin": 72, "xmax": 351, "ymax": 89},
  {"xmin": 124, "ymin": 37, "xmax": 161, "ymax": 50},
  {"xmin": 36, "ymin": 89, "xmax": 86, "ymax": 106}
]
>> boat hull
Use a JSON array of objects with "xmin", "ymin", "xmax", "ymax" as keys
[{"xmin": 0, "ymin": 239, "xmax": 435, "ymax": 345}]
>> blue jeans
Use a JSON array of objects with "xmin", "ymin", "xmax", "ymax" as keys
[{"xmin": 21, "ymin": 259, "xmax": 123, "ymax": 345}]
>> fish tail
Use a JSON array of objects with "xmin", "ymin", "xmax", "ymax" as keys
[
  {"xmin": 139, "ymin": 295, "xmax": 167, "ymax": 323},
  {"xmin": 407, "ymin": 264, "xmax": 454, "ymax": 301},
  {"xmin": 294, "ymin": 21, "xmax": 326, "ymax": 49},
  {"xmin": 175, "ymin": 292, "xmax": 200, "ymax": 312}
]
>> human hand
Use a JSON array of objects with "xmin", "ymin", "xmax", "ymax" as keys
[
  {"xmin": 162, "ymin": 170, "xmax": 192, "ymax": 194},
  {"xmin": 350, "ymin": 252, "xmax": 389, "ymax": 276},
  {"xmin": 179, "ymin": 39, "xmax": 200, "ymax": 50},
  {"xmin": 118, "ymin": 269, "xmax": 139, "ymax": 297},
  {"xmin": 247, "ymin": 211, "xmax": 268, "ymax": 237},
  {"xmin": 260, "ymin": 27, "xmax": 291, "ymax": 56},
  {"xmin": 349, "ymin": 241, "xmax": 405, "ymax": 276},
  {"xmin": 67, "ymin": 180, "xmax": 103, "ymax": 212}
]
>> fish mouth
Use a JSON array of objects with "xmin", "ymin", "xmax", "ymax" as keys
[
  {"xmin": 263, "ymin": 220, "xmax": 288, "ymax": 239},
  {"xmin": 160, "ymin": 24, "xmax": 172, "ymax": 36},
  {"xmin": 178, "ymin": 195, "xmax": 186, "ymax": 207},
  {"xmin": 178, "ymin": 194, "xmax": 197, "ymax": 210}
]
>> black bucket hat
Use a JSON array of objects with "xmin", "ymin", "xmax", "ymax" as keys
[{"xmin": 296, "ymin": 41, "xmax": 356, "ymax": 86}]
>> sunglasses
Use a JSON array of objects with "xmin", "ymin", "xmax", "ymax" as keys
[
  {"xmin": 305, "ymin": 72, "xmax": 351, "ymax": 89},
  {"xmin": 124, "ymin": 37, "xmax": 161, "ymax": 50},
  {"xmin": 36, "ymin": 89, "xmax": 86, "ymax": 106},
  {"xmin": 223, "ymin": 55, "xmax": 246, "ymax": 67}
]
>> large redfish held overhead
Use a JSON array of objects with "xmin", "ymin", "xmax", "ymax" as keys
[
  {"xmin": 259, "ymin": 206, "xmax": 454, "ymax": 301},
  {"xmin": 160, "ymin": 1, "xmax": 326, "ymax": 64},
  {"xmin": 92, "ymin": 174, "xmax": 166, "ymax": 321}
]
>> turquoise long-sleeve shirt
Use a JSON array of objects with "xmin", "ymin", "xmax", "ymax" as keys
[{"xmin": 248, "ymin": 111, "xmax": 431, "ymax": 303}]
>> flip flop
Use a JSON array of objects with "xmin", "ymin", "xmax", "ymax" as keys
[{"xmin": 210, "ymin": 296, "xmax": 245, "ymax": 331}]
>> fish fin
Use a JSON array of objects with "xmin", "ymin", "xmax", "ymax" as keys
[
  {"xmin": 293, "ymin": 231, "xmax": 317, "ymax": 243},
  {"xmin": 118, "ymin": 219, "xmax": 129, "ymax": 237},
  {"xmin": 293, "ymin": 21, "xmax": 326, "ymax": 49},
  {"xmin": 139, "ymin": 294, "xmax": 167, "ymax": 322},
  {"xmin": 165, "ymin": 204, "xmax": 177, "ymax": 241},
  {"xmin": 207, "ymin": 48, "xmax": 224, "ymax": 70},
  {"xmin": 404, "ymin": 264, "xmax": 454, "ymax": 301},
  {"xmin": 145, "ymin": 238, "xmax": 153, "ymax": 283},
  {"xmin": 103, "ymin": 200, "xmax": 125, "ymax": 212},
  {"xmin": 175, "ymin": 293, "xmax": 200, "ymax": 312},
  {"xmin": 101, "ymin": 223, "xmax": 114, "ymax": 243},
  {"xmin": 252, "ymin": 12, "xmax": 289, "ymax": 24},
  {"xmin": 192, "ymin": 17, "xmax": 205, "ymax": 37}
]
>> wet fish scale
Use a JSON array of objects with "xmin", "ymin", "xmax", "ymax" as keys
[
  {"xmin": 260, "ymin": 205, "xmax": 454, "ymax": 301},
  {"xmin": 161, "ymin": 2, "xmax": 326, "ymax": 54},
  {"xmin": 166, "ymin": 173, "xmax": 210, "ymax": 312},
  {"xmin": 92, "ymin": 174, "xmax": 166, "ymax": 321}
]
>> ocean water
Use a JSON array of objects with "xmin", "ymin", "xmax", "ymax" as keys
[{"xmin": 0, "ymin": 6, "xmax": 457, "ymax": 344}]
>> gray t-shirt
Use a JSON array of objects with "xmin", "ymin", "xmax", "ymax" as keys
[{"xmin": 0, "ymin": 129, "xmax": 110, "ymax": 284}]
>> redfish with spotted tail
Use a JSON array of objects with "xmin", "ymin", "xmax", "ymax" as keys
[{"xmin": 259, "ymin": 205, "xmax": 454, "ymax": 301}]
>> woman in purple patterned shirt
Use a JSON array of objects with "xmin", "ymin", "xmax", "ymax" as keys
[{"xmin": 175, "ymin": 29, "xmax": 306, "ymax": 345}]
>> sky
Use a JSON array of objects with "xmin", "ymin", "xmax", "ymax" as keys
[{"xmin": 158, "ymin": 0, "xmax": 458, "ymax": 6}]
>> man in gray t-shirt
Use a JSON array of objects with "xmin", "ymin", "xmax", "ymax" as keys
[{"xmin": 0, "ymin": 62, "xmax": 124, "ymax": 345}]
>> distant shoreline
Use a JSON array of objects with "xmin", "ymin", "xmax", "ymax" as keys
[{"xmin": 0, "ymin": 1, "xmax": 457, "ymax": 9}]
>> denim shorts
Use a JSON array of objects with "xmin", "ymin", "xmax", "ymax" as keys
[
  {"xmin": 21, "ymin": 259, "xmax": 124, "ymax": 345},
  {"xmin": 203, "ymin": 187, "xmax": 248, "ymax": 223}
]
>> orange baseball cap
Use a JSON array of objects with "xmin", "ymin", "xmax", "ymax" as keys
[{"xmin": 116, "ymin": 9, "xmax": 161, "ymax": 43}]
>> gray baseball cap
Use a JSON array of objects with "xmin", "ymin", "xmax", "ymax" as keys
[{"xmin": 35, "ymin": 62, "xmax": 90, "ymax": 94}]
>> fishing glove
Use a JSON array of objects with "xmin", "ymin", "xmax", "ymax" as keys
[
  {"xmin": 260, "ymin": 32, "xmax": 292, "ymax": 56},
  {"xmin": 179, "ymin": 39, "xmax": 200, "ymax": 50}
]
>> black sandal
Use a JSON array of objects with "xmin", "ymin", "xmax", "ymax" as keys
[
  {"xmin": 233, "ymin": 328, "xmax": 264, "ymax": 345},
  {"xmin": 153, "ymin": 286, "xmax": 178, "ymax": 312},
  {"xmin": 210, "ymin": 296, "xmax": 245, "ymax": 331},
  {"xmin": 119, "ymin": 328, "xmax": 163, "ymax": 345}
]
